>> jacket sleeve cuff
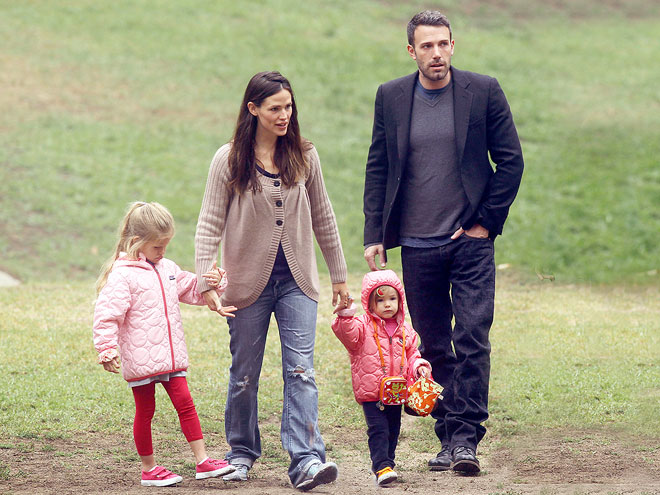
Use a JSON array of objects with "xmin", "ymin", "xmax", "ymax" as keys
[
  {"xmin": 335, "ymin": 302, "xmax": 357, "ymax": 317},
  {"xmin": 98, "ymin": 348, "xmax": 119, "ymax": 364},
  {"xmin": 215, "ymin": 272, "xmax": 228, "ymax": 294}
]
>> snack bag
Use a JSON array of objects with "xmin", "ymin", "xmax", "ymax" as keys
[{"xmin": 406, "ymin": 375, "xmax": 443, "ymax": 416}]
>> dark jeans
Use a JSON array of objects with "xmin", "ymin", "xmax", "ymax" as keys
[
  {"xmin": 401, "ymin": 235, "xmax": 495, "ymax": 451},
  {"xmin": 362, "ymin": 401, "xmax": 402, "ymax": 473}
]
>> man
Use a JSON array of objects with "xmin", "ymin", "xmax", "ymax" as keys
[{"xmin": 363, "ymin": 11, "xmax": 524, "ymax": 475}]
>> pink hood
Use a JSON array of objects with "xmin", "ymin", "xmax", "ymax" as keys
[
  {"xmin": 332, "ymin": 270, "xmax": 430, "ymax": 403},
  {"xmin": 360, "ymin": 269, "xmax": 407, "ymax": 325},
  {"xmin": 93, "ymin": 254, "xmax": 217, "ymax": 382}
]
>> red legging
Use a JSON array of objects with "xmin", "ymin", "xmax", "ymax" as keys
[{"xmin": 131, "ymin": 376, "xmax": 203, "ymax": 456}]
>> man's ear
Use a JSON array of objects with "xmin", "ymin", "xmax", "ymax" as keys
[{"xmin": 407, "ymin": 44, "xmax": 416, "ymax": 60}]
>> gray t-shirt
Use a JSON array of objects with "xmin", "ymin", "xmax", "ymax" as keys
[{"xmin": 399, "ymin": 81, "xmax": 469, "ymax": 240}]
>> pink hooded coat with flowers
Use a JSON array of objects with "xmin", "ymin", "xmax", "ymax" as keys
[
  {"xmin": 93, "ymin": 254, "xmax": 224, "ymax": 382},
  {"xmin": 331, "ymin": 269, "xmax": 430, "ymax": 404}
]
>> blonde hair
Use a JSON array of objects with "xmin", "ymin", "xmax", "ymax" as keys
[{"xmin": 95, "ymin": 202, "xmax": 175, "ymax": 293}]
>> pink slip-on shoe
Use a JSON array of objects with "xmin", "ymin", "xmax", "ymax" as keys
[
  {"xmin": 196, "ymin": 458, "xmax": 236, "ymax": 479},
  {"xmin": 141, "ymin": 465, "xmax": 183, "ymax": 487}
]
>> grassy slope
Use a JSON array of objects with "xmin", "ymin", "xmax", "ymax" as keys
[
  {"xmin": 0, "ymin": 0, "xmax": 659, "ymax": 284},
  {"xmin": 0, "ymin": 277, "xmax": 657, "ymax": 451}
]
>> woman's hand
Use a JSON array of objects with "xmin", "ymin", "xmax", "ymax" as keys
[
  {"xmin": 332, "ymin": 282, "xmax": 351, "ymax": 313},
  {"xmin": 203, "ymin": 289, "xmax": 236, "ymax": 318},
  {"xmin": 102, "ymin": 356, "xmax": 120, "ymax": 373},
  {"xmin": 218, "ymin": 305, "xmax": 237, "ymax": 318},
  {"xmin": 202, "ymin": 289, "xmax": 221, "ymax": 311}
]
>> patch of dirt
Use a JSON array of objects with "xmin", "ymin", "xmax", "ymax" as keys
[{"xmin": 1, "ymin": 428, "xmax": 658, "ymax": 494}]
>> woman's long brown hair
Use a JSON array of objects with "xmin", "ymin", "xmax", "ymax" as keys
[{"xmin": 228, "ymin": 71, "xmax": 310, "ymax": 194}]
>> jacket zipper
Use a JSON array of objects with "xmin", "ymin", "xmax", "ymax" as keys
[
  {"xmin": 152, "ymin": 265, "xmax": 176, "ymax": 370},
  {"xmin": 388, "ymin": 334, "xmax": 395, "ymax": 375}
]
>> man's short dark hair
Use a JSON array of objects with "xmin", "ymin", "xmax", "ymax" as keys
[{"xmin": 407, "ymin": 10, "xmax": 452, "ymax": 46}]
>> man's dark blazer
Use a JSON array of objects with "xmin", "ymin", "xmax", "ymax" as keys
[{"xmin": 363, "ymin": 68, "xmax": 524, "ymax": 249}]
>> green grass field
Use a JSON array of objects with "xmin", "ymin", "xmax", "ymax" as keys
[
  {"xmin": 1, "ymin": 1, "xmax": 659, "ymax": 488},
  {"xmin": 0, "ymin": 276, "xmax": 658, "ymax": 450},
  {"xmin": 1, "ymin": 0, "xmax": 659, "ymax": 284}
]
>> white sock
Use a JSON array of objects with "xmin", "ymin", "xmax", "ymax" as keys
[{"xmin": 197, "ymin": 457, "xmax": 209, "ymax": 465}]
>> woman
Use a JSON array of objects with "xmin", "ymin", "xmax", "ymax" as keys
[{"xmin": 195, "ymin": 71, "xmax": 349, "ymax": 491}]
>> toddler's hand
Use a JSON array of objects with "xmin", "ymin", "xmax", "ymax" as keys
[
  {"xmin": 102, "ymin": 356, "xmax": 121, "ymax": 373},
  {"xmin": 417, "ymin": 365, "xmax": 431, "ymax": 379},
  {"xmin": 333, "ymin": 296, "xmax": 354, "ymax": 314}
]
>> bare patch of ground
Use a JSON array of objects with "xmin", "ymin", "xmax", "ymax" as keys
[{"xmin": 1, "ymin": 429, "xmax": 658, "ymax": 494}]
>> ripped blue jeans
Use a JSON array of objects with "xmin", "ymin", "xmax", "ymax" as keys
[{"xmin": 225, "ymin": 275, "xmax": 325, "ymax": 484}]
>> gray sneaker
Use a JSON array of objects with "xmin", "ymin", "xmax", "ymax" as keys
[
  {"xmin": 295, "ymin": 461, "xmax": 338, "ymax": 491},
  {"xmin": 222, "ymin": 463, "xmax": 249, "ymax": 481}
]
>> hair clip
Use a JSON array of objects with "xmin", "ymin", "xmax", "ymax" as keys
[{"xmin": 376, "ymin": 287, "xmax": 385, "ymax": 297}]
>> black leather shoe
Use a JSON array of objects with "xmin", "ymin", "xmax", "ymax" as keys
[
  {"xmin": 451, "ymin": 446, "xmax": 480, "ymax": 474},
  {"xmin": 428, "ymin": 445, "xmax": 451, "ymax": 471}
]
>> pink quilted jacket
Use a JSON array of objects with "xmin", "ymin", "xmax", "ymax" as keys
[
  {"xmin": 331, "ymin": 270, "xmax": 430, "ymax": 403},
  {"xmin": 93, "ymin": 254, "xmax": 223, "ymax": 382}
]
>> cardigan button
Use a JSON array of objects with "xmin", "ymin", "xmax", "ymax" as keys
[
  {"xmin": 276, "ymin": 220, "xmax": 283, "ymax": 226},
  {"xmin": 275, "ymin": 200, "xmax": 283, "ymax": 207},
  {"xmin": 273, "ymin": 180, "xmax": 280, "ymax": 186}
]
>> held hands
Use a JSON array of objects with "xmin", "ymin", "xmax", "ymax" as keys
[
  {"xmin": 202, "ymin": 261, "xmax": 236, "ymax": 317},
  {"xmin": 332, "ymin": 282, "xmax": 351, "ymax": 314},
  {"xmin": 333, "ymin": 295, "xmax": 355, "ymax": 314},
  {"xmin": 202, "ymin": 261, "xmax": 225, "ymax": 288},
  {"xmin": 202, "ymin": 288, "xmax": 237, "ymax": 318}
]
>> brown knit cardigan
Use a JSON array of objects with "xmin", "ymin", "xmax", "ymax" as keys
[{"xmin": 195, "ymin": 143, "xmax": 347, "ymax": 309}]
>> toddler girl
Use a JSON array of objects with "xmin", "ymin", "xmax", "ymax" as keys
[
  {"xmin": 93, "ymin": 201, "xmax": 237, "ymax": 487},
  {"xmin": 332, "ymin": 269, "xmax": 431, "ymax": 486}
]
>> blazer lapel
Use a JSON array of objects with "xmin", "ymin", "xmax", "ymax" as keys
[
  {"xmin": 394, "ymin": 73, "xmax": 417, "ymax": 169},
  {"xmin": 452, "ymin": 68, "xmax": 473, "ymax": 167}
]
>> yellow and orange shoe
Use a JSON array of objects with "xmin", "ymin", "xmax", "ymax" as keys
[{"xmin": 376, "ymin": 466, "xmax": 397, "ymax": 487}]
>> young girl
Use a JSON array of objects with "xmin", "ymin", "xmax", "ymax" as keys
[
  {"xmin": 332, "ymin": 269, "xmax": 431, "ymax": 486},
  {"xmin": 93, "ymin": 201, "xmax": 237, "ymax": 487}
]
